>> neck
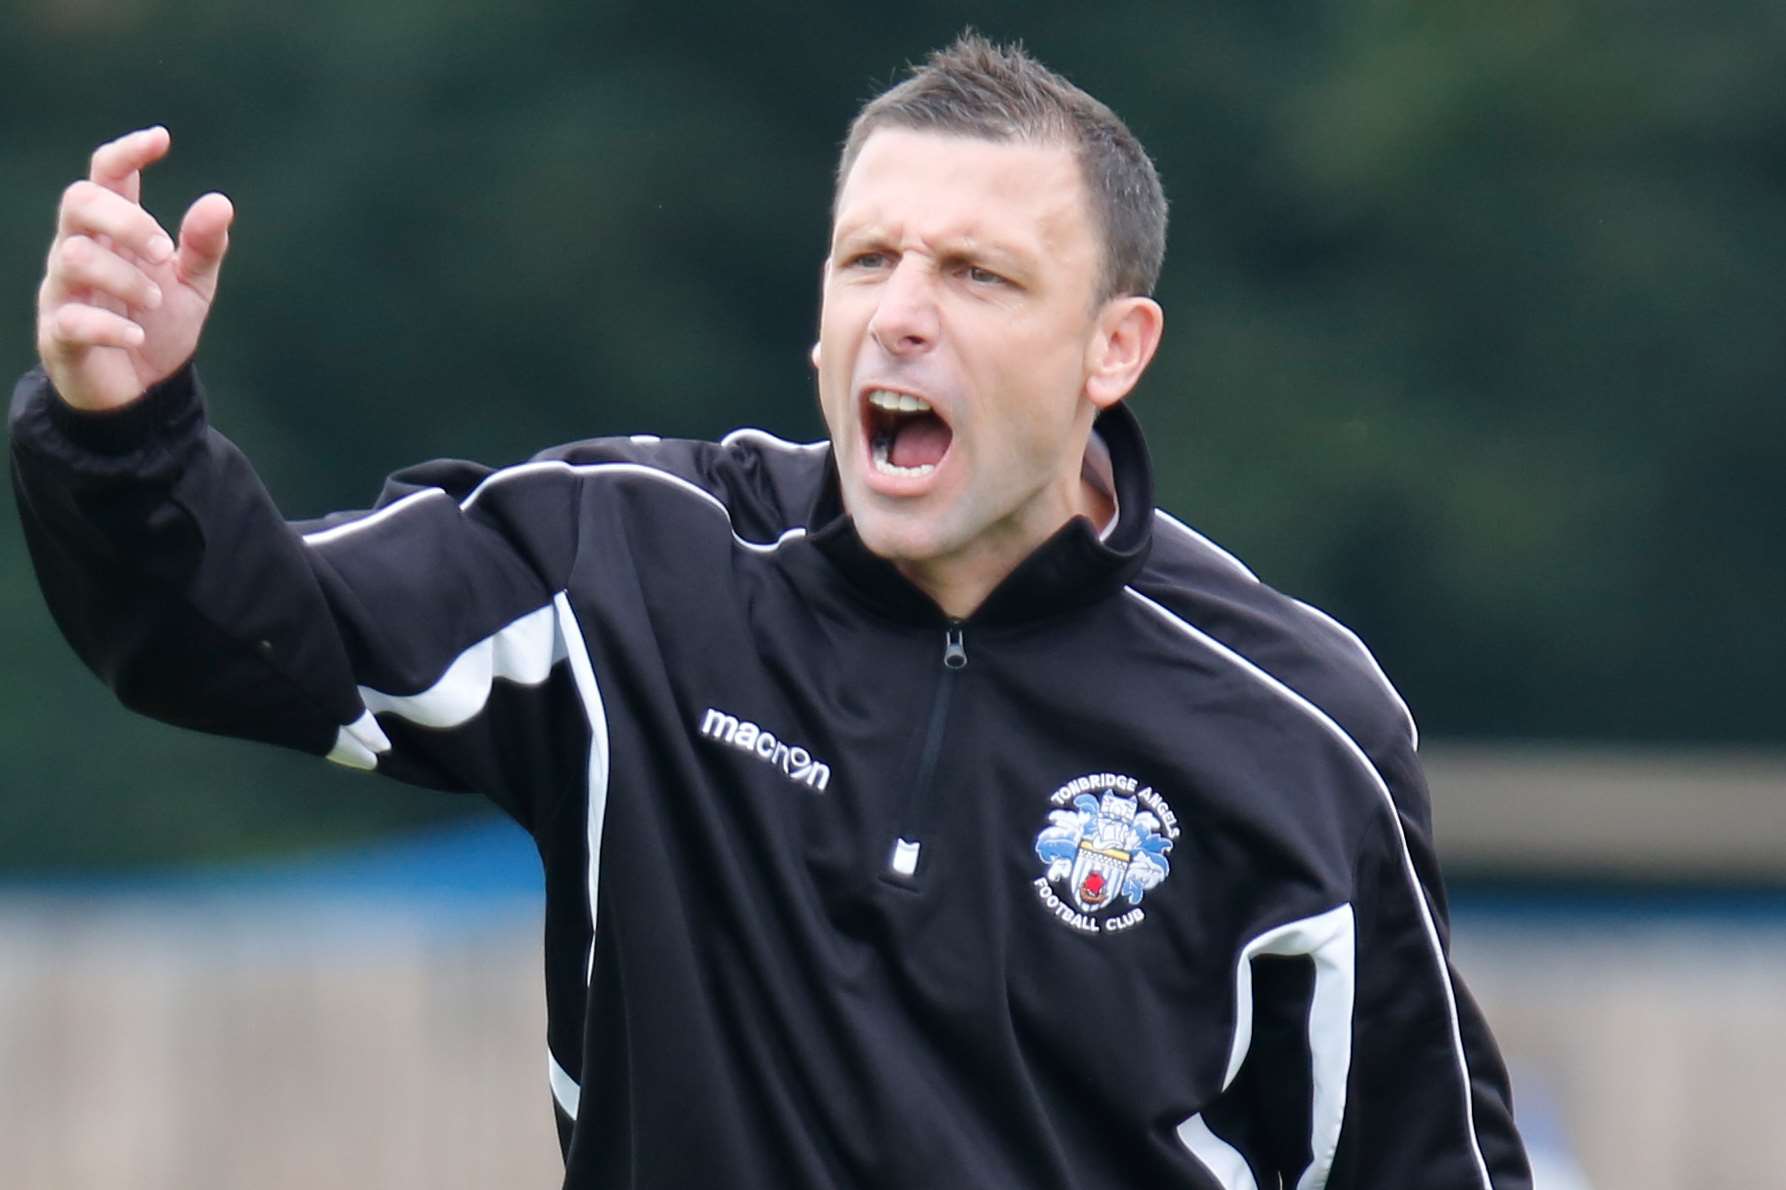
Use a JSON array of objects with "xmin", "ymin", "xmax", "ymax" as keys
[{"xmin": 896, "ymin": 449, "xmax": 1117, "ymax": 619}]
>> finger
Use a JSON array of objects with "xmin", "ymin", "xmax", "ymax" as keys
[
  {"xmin": 89, "ymin": 125, "xmax": 171, "ymax": 203},
  {"xmin": 47, "ymin": 235, "xmax": 163, "ymax": 312},
  {"xmin": 58, "ymin": 181, "xmax": 175, "ymax": 265},
  {"xmin": 89, "ymin": 234, "xmax": 130, "ymax": 324},
  {"xmin": 42, "ymin": 302, "xmax": 146, "ymax": 353},
  {"xmin": 175, "ymin": 192, "xmax": 234, "ymax": 295}
]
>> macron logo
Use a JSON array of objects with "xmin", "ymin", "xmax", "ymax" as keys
[{"xmin": 699, "ymin": 707, "xmax": 831, "ymax": 792}]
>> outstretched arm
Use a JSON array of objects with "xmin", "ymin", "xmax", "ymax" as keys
[{"xmin": 14, "ymin": 130, "xmax": 586, "ymax": 832}]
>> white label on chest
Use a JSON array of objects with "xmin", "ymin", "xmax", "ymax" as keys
[{"xmin": 889, "ymin": 838, "xmax": 922, "ymax": 877}]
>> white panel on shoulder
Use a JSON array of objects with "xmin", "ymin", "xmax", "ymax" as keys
[
  {"xmin": 325, "ymin": 602, "xmax": 564, "ymax": 769},
  {"xmin": 356, "ymin": 604, "xmax": 564, "ymax": 729}
]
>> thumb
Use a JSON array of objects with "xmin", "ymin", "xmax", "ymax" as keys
[{"xmin": 175, "ymin": 192, "xmax": 234, "ymax": 298}]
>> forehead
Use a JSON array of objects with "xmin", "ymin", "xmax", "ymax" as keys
[{"xmin": 832, "ymin": 129, "xmax": 1095, "ymax": 262}]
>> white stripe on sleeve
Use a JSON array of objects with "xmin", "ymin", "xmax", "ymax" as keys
[
  {"xmin": 300, "ymin": 488, "xmax": 449, "ymax": 547},
  {"xmin": 548, "ymin": 1047, "xmax": 581, "ymax": 1120},
  {"xmin": 1177, "ymin": 1114, "xmax": 1261, "ymax": 1190},
  {"xmin": 551, "ymin": 591, "xmax": 612, "ymax": 985}
]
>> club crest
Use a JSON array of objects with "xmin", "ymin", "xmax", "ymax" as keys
[{"xmin": 1032, "ymin": 773, "xmax": 1179, "ymax": 936}]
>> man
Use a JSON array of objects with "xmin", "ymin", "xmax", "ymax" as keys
[{"xmin": 13, "ymin": 34, "xmax": 1531, "ymax": 1190}]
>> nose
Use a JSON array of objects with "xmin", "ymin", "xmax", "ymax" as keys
[{"xmin": 866, "ymin": 258, "xmax": 939, "ymax": 357}]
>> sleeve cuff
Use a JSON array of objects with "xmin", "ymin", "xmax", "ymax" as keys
[{"xmin": 39, "ymin": 360, "xmax": 202, "ymax": 457}]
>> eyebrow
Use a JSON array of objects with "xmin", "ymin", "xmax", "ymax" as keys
[
  {"xmin": 829, "ymin": 223, "xmax": 890, "ymax": 255},
  {"xmin": 831, "ymin": 225, "xmax": 1035, "ymax": 272}
]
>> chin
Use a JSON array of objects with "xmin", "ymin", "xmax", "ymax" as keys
[{"xmin": 849, "ymin": 505, "xmax": 955, "ymax": 566}]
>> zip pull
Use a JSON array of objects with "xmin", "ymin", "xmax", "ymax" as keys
[{"xmin": 942, "ymin": 626, "xmax": 967, "ymax": 670}]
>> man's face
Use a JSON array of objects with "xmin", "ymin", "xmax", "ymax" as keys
[{"xmin": 816, "ymin": 129, "xmax": 1111, "ymax": 595}]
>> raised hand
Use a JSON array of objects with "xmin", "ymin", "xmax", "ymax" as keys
[{"xmin": 34, "ymin": 127, "xmax": 235, "ymax": 412}]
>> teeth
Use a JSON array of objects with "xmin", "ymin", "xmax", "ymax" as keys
[
  {"xmin": 871, "ymin": 439, "xmax": 936, "ymax": 478},
  {"xmin": 868, "ymin": 390, "xmax": 931, "ymax": 414}
]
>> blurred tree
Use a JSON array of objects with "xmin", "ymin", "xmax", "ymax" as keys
[{"xmin": 3, "ymin": 0, "xmax": 1781, "ymax": 866}]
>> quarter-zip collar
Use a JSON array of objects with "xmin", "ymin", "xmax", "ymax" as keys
[{"xmin": 805, "ymin": 401, "xmax": 1155, "ymax": 626}]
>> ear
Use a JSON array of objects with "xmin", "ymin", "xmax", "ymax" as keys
[
  {"xmin": 1083, "ymin": 296, "xmax": 1164, "ymax": 410},
  {"xmin": 809, "ymin": 341, "xmax": 821, "ymax": 370}
]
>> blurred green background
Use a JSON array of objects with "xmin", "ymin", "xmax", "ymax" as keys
[{"xmin": 4, "ymin": 1, "xmax": 1782, "ymax": 868}]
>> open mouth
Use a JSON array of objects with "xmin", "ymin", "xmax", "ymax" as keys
[{"xmin": 862, "ymin": 388, "xmax": 954, "ymax": 479}]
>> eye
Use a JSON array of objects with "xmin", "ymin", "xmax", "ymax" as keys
[
  {"xmin": 965, "ymin": 265, "xmax": 1007, "ymax": 286},
  {"xmin": 843, "ymin": 251, "xmax": 889, "ymax": 270}
]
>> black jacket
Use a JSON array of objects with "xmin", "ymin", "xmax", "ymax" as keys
[{"xmin": 11, "ymin": 363, "xmax": 1531, "ymax": 1189}]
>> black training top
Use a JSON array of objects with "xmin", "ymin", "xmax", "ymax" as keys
[{"xmin": 11, "ymin": 363, "xmax": 1530, "ymax": 1189}]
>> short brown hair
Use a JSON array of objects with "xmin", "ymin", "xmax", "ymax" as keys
[{"xmin": 835, "ymin": 31, "xmax": 1168, "ymax": 302}]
